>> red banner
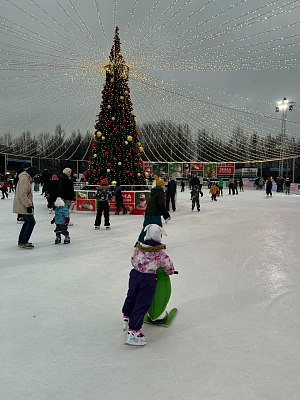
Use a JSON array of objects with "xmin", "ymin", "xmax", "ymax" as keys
[
  {"xmin": 191, "ymin": 162, "xmax": 204, "ymax": 171},
  {"xmin": 217, "ymin": 166, "xmax": 235, "ymax": 175}
]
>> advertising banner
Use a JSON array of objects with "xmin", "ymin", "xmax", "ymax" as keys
[
  {"xmin": 191, "ymin": 162, "xmax": 204, "ymax": 171},
  {"xmin": 151, "ymin": 163, "xmax": 169, "ymax": 177},
  {"xmin": 76, "ymin": 191, "xmax": 96, "ymax": 211},
  {"xmin": 216, "ymin": 166, "xmax": 235, "ymax": 175},
  {"xmin": 74, "ymin": 190, "xmax": 149, "ymax": 215},
  {"xmin": 182, "ymin": 163, "xmax": 191, "ymax": 177},
  {"xmin": 168, "ymin": 163, "xmax": 182, "ymax": 179},
  {"xmin": 204, "ymin": 163, "xmax": 217, "ymax": 179}
]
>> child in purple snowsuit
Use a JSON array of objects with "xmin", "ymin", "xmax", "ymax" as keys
[{"xmin": 122, "ymin": 224, "xmax": 174, "ymax": 346}]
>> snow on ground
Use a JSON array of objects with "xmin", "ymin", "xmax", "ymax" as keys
[{"xmin": 1, "ymin": 187, "xmax": 300, "ymax": 400}]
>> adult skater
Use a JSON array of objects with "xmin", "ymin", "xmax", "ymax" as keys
[
  {"xmin": 137, "ymin": 179, "xmax": 170, "ymax": 244},
  {"xmin": 266, "ymin": 177, "xmax": 273, "ymax": 197},
  {"xmin": 57, "ymin": 168, "xmax": 76, "ymax": 225},
  {"xmin": 166, "ymin": 177, "xmax": 177, "ymax": 212},
  {"xmin": 13, "ymin": 166, "xmax": 40, "ymax": 249}
]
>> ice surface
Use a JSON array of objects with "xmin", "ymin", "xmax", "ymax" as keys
[{"xmin": 1, "ymin": 187, "xmax": 300, "ymax": 400}]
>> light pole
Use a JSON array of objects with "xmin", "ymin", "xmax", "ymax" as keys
[{"xmin": 275, "ymin": 97, "xmax": 295, "ymax": 178}]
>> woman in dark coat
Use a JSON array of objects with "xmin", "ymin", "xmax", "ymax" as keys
[
  {"xmin": 57, "ymin": 168, "xmax": 76, "ymax": 224},
  {"xmin": 47, "ymin": 174, "xmax": 59, "ymax": 212},
  {"xmin": 137, "ymin": 179, "xmax": 170, "ymax": 243},
  {"xmin": 166, "ymin": 178, "xmax": 177, "ymax": 212}
]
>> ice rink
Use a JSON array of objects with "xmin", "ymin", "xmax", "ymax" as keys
[{"xmin": 1, "ymin": 186, "xmax": 300, "ymax": 400}]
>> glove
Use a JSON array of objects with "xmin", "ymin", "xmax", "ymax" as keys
[
  {"xmin": 50, "ymin": 218, "xmax": 55, "ymax": 224},
  {"xmin": 27, "ymin": 206, "xmax": 34, "ymax": 214},
  {"xmin": 65, "ymin": 217, "xmax": 70, "ymax": 225}
]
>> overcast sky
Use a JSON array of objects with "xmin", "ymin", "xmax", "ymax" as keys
[{"xmin": 0, "ymin": 0, "xmax": 299, "ymax": 141}]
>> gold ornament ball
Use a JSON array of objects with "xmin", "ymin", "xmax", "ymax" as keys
[
  {"xmin": 93, "ymin": 154, "xmax": 97, "ymax": 158},
  {"xmin": 118, "ymin": 162, "xmax": 122, "ymax": 166},
  {"xmin": 124, "ymin": 90, "xmax": 128, "ymax": 95},
  {"xmin": 107, "ymin": 105, "xmax": 111, "ymax": 109},
  {"xmin": 137, "ymin": 173, "xmax": 141, "ymax": 177},
  {"xmin": 112, "ymin": 180, "xmax": 117, "ymax": 186},
  {"xmin": 145, "ymin": 172, "xmax": 149, "ymax": 178},
  {"xmin": 97, "ymin": 131, "xmax": 102, "ymax": 138},
  {"xmin": 120, "ymin": 96, "xmax": 124, "ymax": 100},
  {"xmin": 107, "ymin": 168, "xmax": 110, "ymax": 173},
  {"xmin": 139, "ymin": 146, "xmax": 144, "ymax": 152},
  {"xmin": 127, "ymin": 135, "xmax": 133, "ymax": 142},
  {"xmin": 93, "ymin": 134, "xmax": 97, "ymax": 138},
  {"xmin": 86, "ymin": 181, "xmax": 89, "ymax": 185},
  {"xmin": 136, "ymin": 122, "xmax": 138, "ymax": 126},
  {"xmin": 131, "ymin": 111, "xmax": 134, "ymax": 115},
  {"xmin": 110, "ymin": 78, "xmax": 114, "ymax": 83},
  {"xmin": 111, "ymin": 117, "xmax": 115, "ymax": 121},
  {"xmin": 125, "ymin": 140, "xmax": 128, "ymax": 145},
  {"xmin": 137, "ymin": 142, "xmax": 141, "ymax": 146},
  {"xmin": 101, "ymin": 136, "xmax": 105, "ymax": 141}
]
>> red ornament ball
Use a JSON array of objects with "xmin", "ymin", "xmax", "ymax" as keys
[
  {"xmin": 113, "ymin": 127, "xmax": 117, "ymax": 131},
  {"xmin": 104, "ymin": 151, "xmax": 109, "ymax": 156},
  {"xmin": 129, "ymin": 172, "xmax": 133, "ymax": 177}
]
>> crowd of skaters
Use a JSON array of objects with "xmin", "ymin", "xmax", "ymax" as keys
[{"xmin": 5, "ymin": 163, "xmax": 295, "ymax": 251}]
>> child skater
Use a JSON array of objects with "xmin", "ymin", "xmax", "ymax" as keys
[
  {"xmin": 114, "ymin": 182, "xmax": 127, "ymax": 215},
  {"xmin": 94, "ymin": 178, "xmax": 112, "ymax": 229},
  {"xmin": 52, "ymin": 197, "xmax": 70, "ymax": 244},
  {"xmin": 191, "ymin": 184, "xmax": 200, "ymax": 211},
  {"xmin": 210, "ymin": 182, "xmax": 218, "ymax": 201},
  {"xmin": 122, "ymin": 224, "xmax": 174, "ymax": 346}
]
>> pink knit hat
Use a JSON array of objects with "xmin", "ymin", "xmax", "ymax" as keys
[{"xmin": 52, "ymin": 174, "xmax": 58, "ymax": 179}]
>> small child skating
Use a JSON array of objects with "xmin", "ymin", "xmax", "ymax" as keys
[
  {"xmin": 122, "ymin": 224, "xmax": 174, "ymax": 346},
  {"xmin": 191, "ymin": 184, "xmax": 200, "ymax": 211},
  {"xmin": 94, "ymin": 178, "xmax": 112, "ymax": 230},
  {"xmin": 52, "ymin": 197, "xmax": 70, "ymax": 244},
  {"xmin": 210, "ymin": 182, "xmax": 218, "ymax": 201}
]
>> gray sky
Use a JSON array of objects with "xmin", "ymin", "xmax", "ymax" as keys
[{"xmin": 0, "ymin": 0, "xmax": 299, "ymax": 143}]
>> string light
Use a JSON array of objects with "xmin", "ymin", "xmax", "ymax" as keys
[{"xmin": 0, "ymin": 0, "xmax": 299, "ymax": 165}]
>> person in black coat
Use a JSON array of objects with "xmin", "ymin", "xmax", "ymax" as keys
[
  {"xmin": 190, "ymin": 174, "xmax": 201, "ymax": 189},
  {"xmin": 114, "ymin": 182, "xmax": 127, "ymax": 215},
  {"xmin": 57, "ymin": 168, "xmax": 76, "ymax": 224},
  {"xmin": 166, "ymin": 178, "xmax": 177, "ymax": 212},
  {"xmin": 57, "ymin": 168, "xmax": 76, "ymax": 205},
  {"xmin": 47, "ymin": 174, "xmax": 60, "ymax": 212},
  {"xmin": 40, "ymin": 169, "xmax": 51, "ymax": 197},
  {"xmin": 266, "ymin": 177, "xmax": 273, "ymax": 197},
  {"xmin": 137, "ymin": 179, "xmax": 170, "ymax": 243}
]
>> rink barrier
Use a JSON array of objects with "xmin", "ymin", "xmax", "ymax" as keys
[{"xmin": 72, "ymin": 185, "xmax": 151, "ymax": 214}]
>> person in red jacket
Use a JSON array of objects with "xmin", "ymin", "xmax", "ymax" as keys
[{"xmin": 1, "ymin": 181, "xmax": 9, "ymax": 199}]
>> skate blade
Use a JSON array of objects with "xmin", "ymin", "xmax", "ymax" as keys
[{"xmin": 124, "ymin": 341, "xmax": 147, "ymax": 346}]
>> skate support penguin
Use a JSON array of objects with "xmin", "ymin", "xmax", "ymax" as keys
[{"xmin": 143, "ymin": 225, "xmax": 178, "ymax": 327}]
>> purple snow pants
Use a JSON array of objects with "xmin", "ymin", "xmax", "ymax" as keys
[{"xmin": 122, "ymin": 269, "xmax": 157, "ymax": 331}]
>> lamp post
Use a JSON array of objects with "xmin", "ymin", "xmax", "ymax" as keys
[{"xmin": 275, "ymin": 97, "xmax": 295, "ymax": 178}]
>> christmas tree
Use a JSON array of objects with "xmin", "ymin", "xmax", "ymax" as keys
[{"xmin": 84, "ymin": 27, "xmax": 146, "ymax": 186}]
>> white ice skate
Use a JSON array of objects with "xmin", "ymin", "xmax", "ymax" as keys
[{"xmin": 125, "ymin": 330, "xmax": 146, "ymax": 346}]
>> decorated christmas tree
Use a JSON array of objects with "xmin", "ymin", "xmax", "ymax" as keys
[{"xmin": 84, "ymin": 27, "xmax": 146, "ymax": 186}]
